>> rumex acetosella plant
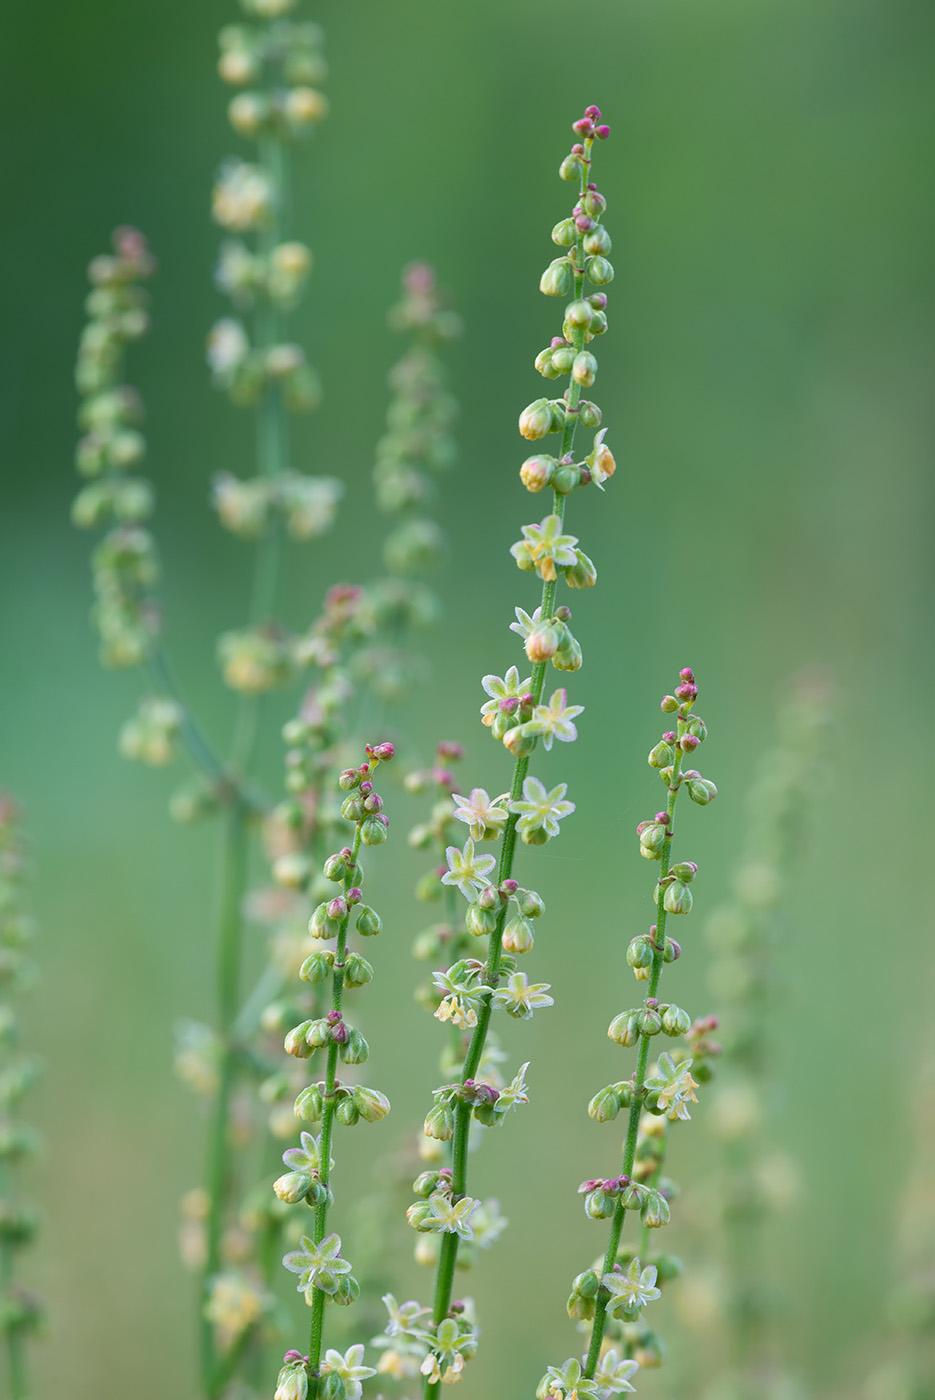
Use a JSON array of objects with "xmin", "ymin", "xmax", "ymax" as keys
[
  {"xmin": 71, "ymin": 3, "xmax": 338, "ymax": 1394},
  {"xmin": 274, "ymin": 742, "xmax": 395, "ymax": 1400},
  {"xmin": 362, "ymin": 104, "xmax": 619, "ymax": 1400},
  {"xmin": 538, "ymin": 669, "xmax": 719, "ymax": 1399},
  {"xmin": 0, "ymin": 796, "xmax": 42, "ymax": 1399}
]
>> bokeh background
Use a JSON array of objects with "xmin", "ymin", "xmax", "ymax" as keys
[{"xmin": 1, "ymin": 0, "xmax": 933, "ymax": 1395}]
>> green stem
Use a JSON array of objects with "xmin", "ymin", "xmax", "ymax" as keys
[
  {"xmin": 200, "ymin": 801, "xmax": 250, "ymax": 1395},
  {"xmin": 582, "ymin": 742, "xmax": 685, "ymax": 1379},
  {"xmin": 308, "ymin": 825, "xmax": 364, "ymax": 1387},
  {"xmin": 424, "ymin": 141, "xmax": 595, "ymax": 1400}
]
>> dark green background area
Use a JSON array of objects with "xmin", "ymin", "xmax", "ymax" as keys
[{"xmin": 1, "ymin": 0, "xmax": 933, "ymax": 1395}]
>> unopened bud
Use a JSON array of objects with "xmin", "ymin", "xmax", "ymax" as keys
[
  {"xmin": 608, "ymin": 1010, "xmax": 641, "ymax": 1047},
  {"xmin": 661, "ymin": 1004, "xmax": 692, "ymax": 1036},
  {"xmin": 540, "ymin": 259, "xmax": 573, "ymax": 297},
  {"xmin": 360, "ymin": 814, "xmax": 389, "ymax": 845},
  {"xmin": 565, "ymin": 548, "xmax": 597, "ymax": 589},
  {"xmin": 299, "ymin": 951, "xmax": 333, "ymax": 984},
  {"xmin": 588, "ymin": 1084, "xmax": 621, "ymax": 1122},
  {"xmin": 520, "ymin": 455, "xmax": 556, "ymax": 492},
  {"xmin": 663, "ymin": 880, "xmax": 693, "ymax": 915},
  {"xmin": 519, "ymin": 398, "xmax": 555, "ymax": 441},
  {"xmin": 294, "ymin": 1085, "xmax": 323, "ymax": 1121},
  {"xmin": 502, "ymin": 915, "xmax": 534, "ymax": 954},
  {"xmin": 686, "ymin": 776, "xmax": 718, "ymax": 806},
  {"xmin": 343, "ymin": 952, "xmax": 373, "ymax": 988}
]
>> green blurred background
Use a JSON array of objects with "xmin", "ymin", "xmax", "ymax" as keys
[{"xmin": 1, "ymin": 0, "xmax": 933, "ymax": 1394}]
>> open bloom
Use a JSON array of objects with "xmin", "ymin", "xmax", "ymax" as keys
[
  {"xmin": 592, "ymin": 1349, "xmax": 639, "ymax": 1394},
  {"xmin": 451, "ymin": 788, "xmax": 509, "ymax": 841},
  {"xmin": 603, "ymin": 1257, "xmax": 661, "ymax": 1317},
  {"xmin": 480, "ymin": 666, "xmax": 532, "ymax": 725},
  {"xmin": 441, "ymin": 838, "xmax": 497, "ymax": 900},
  {"xmin": 511, "ymin": 514, "xmax": 579, "ymax": 582},
  {"xmin": 416, "ymin": 1193, "xmax": 482, "ymax": 1240},
  {"xmin": 282, "ymin": 1232, "xmax": 351, "ymax": 1298},
  {"xmin": 510, "ymin": 776, "xmax": 575, "ymax": 840},
  {"xmin": 526, "ymin": 688, "xmax": 584, "ymax": 750},
  {"xmin": 491, "ymin": 972, "xmax": 554, "ymax": 1020},
  {"xmin": 320, "ymin": 1346, "xmax": 377, "ymax": 1400}
]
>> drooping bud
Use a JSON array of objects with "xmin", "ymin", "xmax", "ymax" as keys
[
  {"xmin": 520, "ymin": 455, "xmax": 557, "ymax": 492},
  {"xmin": 519, "ymin": 398, "xmax": 555, "ymax": 440}
]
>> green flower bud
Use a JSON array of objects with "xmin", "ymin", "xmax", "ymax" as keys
[
  {"xmin": 641, "ymin": 1189, "xmax": 671, "ymax": 1228},
  {"xmin": 588, "ymin": 1084, "xmax": 621, "ymax": 1122},
  {"xmin": 648, "ymin": 741, "xmax": 674, "ymax": 769},
  {"xmin": 627, "ymin": 935, "xmax": 653, "ymax": 969},
  {"xmin": 552, "ymin": 344, "xmax": 576, "ymax": 374},
  {"xmin": 552, "ymin": 631, "xmax": 583, "ymax": 672},
  {"xmin": 616, "ymin": 1081, "xmax": 634, "ymax": 1108},
  {"xmin": 407, "ymin": 1201, "xmax": 433, "ymax": 1231},
  {"xmin": 534, "ymin": 346, "xmax": 559, "ymax": 379},
  {"xmin": 552, "ymin": 464, "xmax": 579, "ymax": 496},
  {"xmin": 338, "ymin": 768, "xmax": 361, "ymax": 791},
  {"xmin": 661, "ymin": 1004, "xmax": 692, "ymax": 1036},
  {"xmin": 567, "ymin": 1289, "xmax": 596, "ymax": 1321},
  {"xmin": 540, "ymin": 259, "xmax": 573, "ymax": 297},
  {"xmin": 412, "ymin": 1169, "xmax": 446, "ymax": 1198},
  {"xmin": 572, "ymin": 351, "xmax": 598, "ymax": 387},
  {"xmin": 284, "ymin": 1021, "xmax": 315, "ymax": 1058},
  {"xmin": 560, "ymin": 153, "xmax": 584, "ymax": 180},
  {"xmin": 670, "ymin": 861, "xmax": 697, "ymax": 882},
  {"xmin": 320, "ymin": 1370, "xmax": 346, "ymax": 1400},
  {"xmin": 502, "ymin": 914, "xmax": 534, "ymax": 954},
  {"xmin": 339, "ymin": 1027, "xmax": 369, "ymax": 1064},
  {"xmin": 663, "ymin": 937, "xmax": 680, "ymax": 963},
  {"xmin": 299, "ymin": 950, "xmax": 333, "ymax": 984},
  {"xmin": 273, "ymin": 1170, "xmax": 312, "ymax": 1204},
  {"xmin": 341, "ymin": 794, "xmax": 364, "ymax": 822},
  {"xmin": 322, "ymin": 851, "xmax": 347, "ymax": 880},
  {"xmin": 305, "ymin": 1018, "xmax": 331, "ymax": 1049},
  {"xmin": 360, "ymin": 815, "xmax": 389, "ymax": 845},
  {"xmin": 343, "ymin": 952, "xmax": 373, "ymax": 988},
  {"xmin": 575, "ymin": 1268, "xmax": 601, "ymax": 1299},
  {"xmin": 335, "ymin": 1096, "xmax": 360, "ymax": 1126},
  {"xmin": 354, "ymin": 1085, "xmax": 391, "ymax": 1121},
  {"xmin": 621, "ymin": 1182, "xmax": 647, "ymax": 1211},
  {"xmin": 309, "ymin": 903, "xmax": 341, "ymax": 940},
  {"xmin": 585, "ymin": 1187, "xmax": 616, "ymax": 1220},
  {"xmin": 551, "ymin": 218, "xmax": 577, "ymax": 247},
  {"xmin": 305, "ymin": 1179, "xmax": 332, "ymax": 1208},
  {"xmin": 663, "ymin": 880, "xmax": 693, "ymax": 915},
  {"xmin": 424, "ymin": 1100, "xmax": 454, "ymax": 1140},
  {"xmin": 355, "ymin": 905, "xmax": 382, "ymax": 936},
  {"xmin": 519, "ymin": 397, "xmax": 555, "ymax": 440},
  {"xmin": 638, "ymin": 821, "xmax": 668, "ymax": 860},
  {"xmin": 685, "ymin": 716, "xmax": 707, "ymax": 741},
  {"xmin": 294, "ymin": 1085, "xmax": 324, "ymax": 1121},
  {"xmin": 686, "ymin": 776, "xmax": 718, "ymax": 805},
  {"xmin": 466, "ymin": 901, "xmax": 499, "ymax": 937},
  {"xmin": 519, "ymin": 824, "xmax": 550, "ymax": 846},
  {"xmin": 637, "ymin": 1008, "xmax": 663, "ymax": 1036},
  {"xmin": 577, "ymin": 398, "xmax": 602, "ymax": 428},
  {"xmin": 583, "ymin": 225, "xmax": 612, "ymax": 256},
  {"xmin": 565, "ymin": 548, "xmax": 597, "ymax": 588},
  {"xmin": 586, "ymin": 256, "xmax": 615, "ymax": 286},
  {"xmin": 608, "ymin": 1010, "xmax": 641, "ymax": 1047},
  {"xmin": 660, "ymin": 694, "xmax": 680, "ymax": 713},
  {"xmin": 502, "ymin": 724, "xmax": 539, "ymax": 759},
  {"xmin": 516, "ymin": 888, "xmax": 545, "ymax": 918},
  {"xmin": 565, "ymin": 299, "xmax": 592, "ymax": 327}
]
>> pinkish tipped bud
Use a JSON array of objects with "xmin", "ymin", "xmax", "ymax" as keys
[
  {"xmin": 661, "ymin": 695, "xmax": 679, "ymax": 713},
  {"xmin": 575, "ymin": 215, "xmax": 595, "ymax": 232},
  {"xmin": 680, "ymin": 667, "xmax": 695, "ymax": 682},
  {"xmin": 520, "ymin": 454, "xmax": 557, "ymax": 493},
  {"xmin": 596, "ymin": 125, "xmax": 610, "ymax": 139},
  {"xmin": 500, "ymin": 696, "xmax": 520, "ymax": 714},
  {"xmin": 371, "ymin": 741, "xmax": 395, "ymax": 761},
  {"xmin": 327, "ymin": 897, "xmax": 347, "ymax": 921},
  {"xmin": 655, "ymin": 812, "xmax": 670, "ymax": 824},
  {"xmin": 572, "ymin": 118, "xmax": 592, "ymax": 136},
  {"xmin": 585, "ymin": 105, "xmax": 602, "ymax": 119},
  {"xmin": 662, "ymin": 731, "xmax": 676, "ymax": 743},
  {"xmin": 680, "ymin": 733, "xmax": 701, "ymax": 752},
  {"xmin": 359, "ymin": 780, "xmax": 373, "ymax": 793},
  {"xmin": 500, "ymin": 879, "xmax": 518, "ymax": 896},
  {"xmin": 675, "ymin": 683, "xmax": 699, "ymax": 701},
  {"xmin": 436, "ymin": 740, "xmax": 464, "ymax": 760},
  {"xmin": 346, "ymin": 887, "xmax": 362, "ymax": 905},
  {"xmin": 327, "ymin": 1010, "xmax": 342, "ymax": 1024}
]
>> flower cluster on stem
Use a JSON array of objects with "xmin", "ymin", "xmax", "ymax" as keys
[
  {"xmin": 540, "ymin": 668, "xmax": 719, "ymax": 1397},
  {"xmin": 383, "ymin": 106, "xmax": 618, "ymax": 1400},
  {"xmin": 0, "ymin": 796, "xmax": 42, "ymax": 1400},
  {"xmin": 277, "ymin": 743, "xmax": 395, "ymax": 1400}
]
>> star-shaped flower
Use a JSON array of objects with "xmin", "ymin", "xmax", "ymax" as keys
[
  {"xmin": 281, "ymin": 1131, "xmax": 322, "ymax": 1176},
  {"xmin": 451, "ymin": 788, "xmax": 510, "ymax": 841},
  {"xmin": 440, "ymin": 838, "xmax": 497, "ymax": 900},
  {"xmin": 537, "ymin": 1357, "xmax": 601, "ymax": 1400},
  {"xmin": 510, "ymin": 606, "xmax": 541, "ymax": 641},
  {"xmin": 491, "ymin": 972, "xmax": 554, "ymax": 1020},
  {"xmin": 510, "ymin": 776, "xmax": 575, "ymax": 840},
  {"xmin": 432, "ymin": 966, "xmax": 491, "ymax": 1030},
  {"xmin": 592, "ymin": 1348, "xmax": 639, "ymax": 1394},
  {"xmin": 321, "ymin": 1346, "xmax": 377, "ymax": 1400},
  {"xmin": 379, "ymin": 1293, "xmax": 432, "ymax": 1340},
  {"xmin": 602, "ymin": 1257, "xmax": 661, "ymax": 1318},
  {"xmin": 494, "ymin": 1061, "xmax": 530, "ymax": 1115},
  {"xmin": 525, "ymin": 688, "xmax": 584, "ymax": 750},
  {"xmin": 480, "ymin": 666, "xmax": 532, "ymax": 725},
  {"xmin": 510, "ymin": 514, "xmax": 579, "ymax": 582},
  {"xmin": 282, "ymin": 1233, "xmax": 351, "ymax": 1298},
  {"xmin": 418, "ymin": 1193, "xmax": 482, "ymax": 1240},
  {"xmin": 646, "ymin": 1052, "xmax": 700, "ymax": 1121}
]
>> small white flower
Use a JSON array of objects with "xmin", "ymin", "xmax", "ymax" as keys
[
  {"xmin": 207, "ymin": 318, "xmax": 249, "ymax": 377},
  {"xmin": 480, "ymin": 666, "xmax": 533, "ymax": 725},
  {"xmin": 321, "ymin": 1345, "xmax": 377, "ymax": 1400},
  {"xmin": 603, "ymin": 1257, "xmax": 661, "ymax": 1317},
  {"xmin": 491, "ymin": 972, "xmax": 554, "ymax": 1020},
  {"xmin": 510, "ymin": 776, "xmax": 575, "ymax": 839},
  {"xmin": 526, "ymin": 688, "xmax": 584, "ymax": 750},
  {"xmin": 440, "ymin": 838, "xmax": 497, "ymax": 900},
  {"xmin": 592, "ymin": 1347, "xmax": 639, "ymax": 1394},
  {"xmin": 451, "ymin": 787, "xmax": 510, "ymax": 841}
]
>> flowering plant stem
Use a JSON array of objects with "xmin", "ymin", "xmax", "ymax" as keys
[
  {"xmin": 581, "ymin": 752, "xmax": 684, "ymax": 1378},
  {"xmin": 307, "ymin": 824, "xmax": 363, "ymax": 1374},
  {"xmin": 424, "ymin": 125, "xmax": 600, "ymax": 1400}
]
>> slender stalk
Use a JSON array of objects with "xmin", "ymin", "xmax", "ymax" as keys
[
  {"xmin": 423, "ymin": 135, "xmax": 597, "ymax": 1400},
  {"xmin": 307, "ymin": 825, "xmax": 363, "ymax": 1376}
]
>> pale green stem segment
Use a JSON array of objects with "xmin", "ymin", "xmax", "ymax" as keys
[
  {"xmin": 424, "ymin": 138, "xmax": 596, "ymax": 1400},
  {"xmin": 307, "ymin": 825, "xmax": 364, "ymax": 1389},
  {"xmin": 582, "ymin": 739, "xmax": 686, "ymax": 1380},
  {"xmin": 0, "ymin": 1147, "xmax": 28, "ymax": 1398},
  {"xmin": 201, "ymin": 53, "xmax": 292, "ymax": 1398}
]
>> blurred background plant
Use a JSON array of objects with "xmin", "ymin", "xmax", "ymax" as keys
[{"xmin": 0, "ymin": 0, "xmax": 933, "ymax": 1397}]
